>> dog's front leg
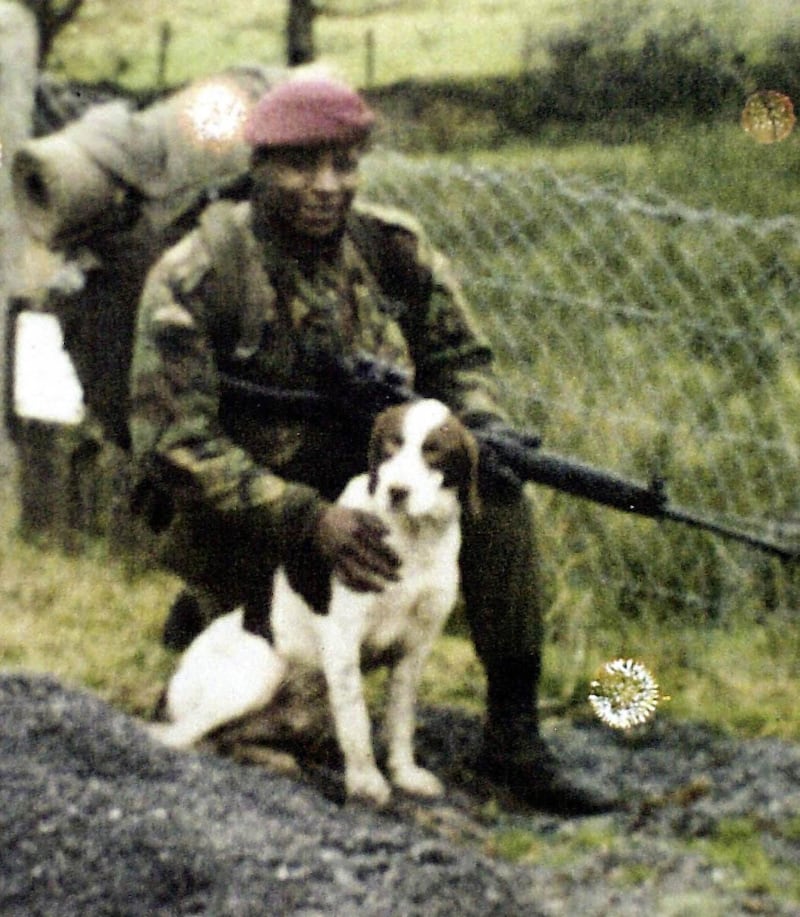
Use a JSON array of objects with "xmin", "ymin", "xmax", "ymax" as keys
[
  {"xmin": 315, "ymin": 613, "xmax": 391, "ymax": 807},
  {"xmin": 384, "ymin": 642, "xmax": 444, "ymax": 798}
]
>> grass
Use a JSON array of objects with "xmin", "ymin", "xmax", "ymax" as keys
[
  {"xmin": 688, "ymin": 816, "xmax": 800, "ymax": 901},
  {"xmin": 445, "ymin": 117, "xmax": 800, "ymax": 219},
  {"xmin": 9, "ymin": 148, "xmax": 800, "ymax": 740},
  {"xmin": 8, "ymin": 108, "xmax": 800, "ymax": 744},
  {"xmin": 49, "ymin": 0, "xmax": 575, "ymax": 89},
  {"xmin": 44, "ymin": 0, "xmax": 800, "ymax": 221},
  {"xmin": 483, "ymin": 810, "xmax": 800, "ymax": 909},
  {"xmin": 0, "ymin": 477, "xmax": 177, "ymax": 715}
]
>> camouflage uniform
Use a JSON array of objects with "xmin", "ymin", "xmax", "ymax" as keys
[{"xmin": 129, "ymin": 197, "xmax": 541, "ymax": 671}]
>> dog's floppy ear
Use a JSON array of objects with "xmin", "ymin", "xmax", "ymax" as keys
[
  {"xmin": 458, "ymin": 425, "xmax": 482, "ymax": 518},
  {"xmin": 429, "ymin": 417, "xmax": 482, "ymax": 518},
  {"xmin": 367, "ymin": 405, "xmax": 406, "ymax": 495}
]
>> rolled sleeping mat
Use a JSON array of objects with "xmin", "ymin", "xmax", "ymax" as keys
[
  {"xmin": 11, "ymin": 126, "xmax": 126, "ymax": 247},
  {"xmin": 129, "ymin": 67, "xmax": 280, "ymax": 230},
  {"xmin": 11, "ymin": 66, "xmax": 282, "ymax": 249}
]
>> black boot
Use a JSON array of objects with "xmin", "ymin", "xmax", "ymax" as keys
[{"xmin": 478, "ymin": 657, "xmax": 619, "ymax": 815}]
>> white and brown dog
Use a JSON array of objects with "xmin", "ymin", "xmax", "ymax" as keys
[{"xmin": 150, "ymin": 398, "xmax": 480, "ymax": 806}]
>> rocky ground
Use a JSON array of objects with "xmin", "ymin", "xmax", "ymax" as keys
[{"xmin": 1, "ymin": 671, "xmax": 799, "ymax": 916}]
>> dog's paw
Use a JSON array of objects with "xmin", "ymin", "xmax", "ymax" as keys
[
  {"xmin": 392, "ymin": 765, "xmax": 444, "ymax": 799},
  {"xmin": 346, "ymin": 767, "xmax": 392, "ymax": 808},
  {"xmin": 144, "ymin": 720, "xmax": 192, "ymax": 749}
]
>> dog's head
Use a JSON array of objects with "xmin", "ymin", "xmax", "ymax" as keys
[{"xmin": 367, "ymin": 399, "xmax": 480, "ymax": 523}]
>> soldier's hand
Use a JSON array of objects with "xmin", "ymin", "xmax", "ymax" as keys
[{"xmin": 313, "ymin": 505, "xmax": 401, "ymax": 593}]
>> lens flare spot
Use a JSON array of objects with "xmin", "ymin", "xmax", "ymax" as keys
[
  {"xmin": 741, "ymin": 90, "xmax": 796, "ymax": 144},
  {"xmin": 179, "ymin": 79, "xmax": 250, "ymax": 148},
  {"xmin": 588, "ymin": 658, "xmax": 661, "ymax": 730}
]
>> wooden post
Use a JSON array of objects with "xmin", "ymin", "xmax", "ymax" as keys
[
  {"xmin": 286, "ymin": 0, "xmax": 316, "ymax": 66},
  {"xmin": 520, "ymin": 23, "xmax": 535, "ymax": 72},
  {"xmin": 365, "ymin": 29, "xmax": 376, "ymax": 89},
  {"xmin": 156, "ymin": 21, "xmax": 172, "ymax": 89}
]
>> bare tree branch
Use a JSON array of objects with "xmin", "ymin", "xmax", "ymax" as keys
[{"xmin": 19, "ymin": 0, "xmax": 86, "ymax": 63}]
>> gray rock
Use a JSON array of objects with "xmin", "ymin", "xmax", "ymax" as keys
[
  {"xmin": 3, "ymin": 672, "xmax": 800, "ymax": 916},
  {"xmin": 0, "ymin": 673, "xmax": 535, "ymax": 916}
]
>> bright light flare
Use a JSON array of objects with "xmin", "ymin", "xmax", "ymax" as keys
[
  {"xmin": 588, "ymin": 658, "xmax": 661, "ymax": 730},
  {"xmin": 741, "ymin": 90, "xmax": 796, "ymax": 144},
  {"xmin": 179, "ymin": 79, "xmax": 251, "ymax": 148}
]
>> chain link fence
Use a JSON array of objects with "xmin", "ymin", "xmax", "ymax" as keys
[{"xmin": 362, "ymin": 151, "xmax": 800, "ymax": 624}]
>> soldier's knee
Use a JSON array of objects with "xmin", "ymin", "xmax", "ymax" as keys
[{"xmin": 466, "ymin": 485, "xmax": 534, "ymax": 539}]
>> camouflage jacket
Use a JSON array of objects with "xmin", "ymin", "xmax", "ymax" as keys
[{"xmin": 129, "ymin": 198, "xmax": 508, "ymax": 547}]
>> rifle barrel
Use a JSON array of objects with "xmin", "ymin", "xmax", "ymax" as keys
[
  {"xmin": 510, "ymin": 449, "xmax": 799, "ymax": 560},
  {"xmin": 496, "ymin": 448, "xmax": 666, "ymax": 516},
  {"xmin": 660, "ymin": 505, "xmax": 799, "ymax": 560}
]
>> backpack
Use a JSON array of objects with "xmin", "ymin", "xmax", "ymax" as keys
[{"xmin": 11, "ymin": 67, "xmax": 277, "ymax": 448}]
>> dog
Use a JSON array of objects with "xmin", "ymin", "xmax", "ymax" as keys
[{"xmin": 149, "ymin": 398, "xmax": 480, "ymax": 807}]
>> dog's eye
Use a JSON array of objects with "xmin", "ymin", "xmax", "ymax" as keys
[
  {"xmin": 422, "ymin": 441, "xmax": 441, "ymax": 460},
  {"xmin": 383, "ymin": 434, "xmax": 403, "ymax": 456}
]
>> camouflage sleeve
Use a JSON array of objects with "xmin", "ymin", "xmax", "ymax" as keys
[
  {"xmin": 129, "ymin": 230, "xmax": 324, "ymax": 545},
  {"xmin": 399, "ymin": 224, "xmax": 510, "ymax": 425}
]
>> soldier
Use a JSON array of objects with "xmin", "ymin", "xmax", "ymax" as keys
[{"xmin": 129, "ymin": 74, "xmax": 615, "ymax": 814}]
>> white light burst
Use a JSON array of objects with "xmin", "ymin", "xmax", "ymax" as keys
[
  {"xmin": 588, "ymin": 658, "xmax": 661, "ymax": 730},
  {"xmin": 180, "ymin": 80, "xmax": 250, "ymax": 147},
  {"xmin": 741, "ymin": 90, "xmax": 796, "ymax": 144}
]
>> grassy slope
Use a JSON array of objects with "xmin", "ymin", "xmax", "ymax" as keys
[
  {"xmin": 50, "ymin": 0, "xmax": 800, "ymax": 221},
  {"xmin": 50, "ymin": 0, "xmax": 580, "ymax": 88},
  {"xmin": 464, "ymin": 120, "xmax": 800, "ymax": 219}
]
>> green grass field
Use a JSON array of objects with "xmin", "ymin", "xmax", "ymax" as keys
[
  {"xmin": 47, "ymin": 0, "xmax": 800, "ymax": 222},
  {"xmin": 51, "ymin": 0, "xmax": 800, "ymax": 91},
  {"xmin": 460, "ymin": 115, "xmax": 800, "ymax": 216},
  {"xmin": 3, "ymin": 468, "xmax": 799, "ymax": 740}
]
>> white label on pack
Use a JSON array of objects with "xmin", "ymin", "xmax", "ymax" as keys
[{"xmin": 14, "ymin": 311, "xmax": 85, "ymax": 425}]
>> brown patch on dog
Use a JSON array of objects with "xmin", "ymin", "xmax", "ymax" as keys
[
  {"xmin": 210, "ymin": 664, "xmax": 340, "ymax": 766},
  {"xmin": 366, "ymin": 404, "xmax": 406, "ymax": 495},
  {"xmin": 422, "ymin": 417, "xmax": 481, "ymax": 518}
]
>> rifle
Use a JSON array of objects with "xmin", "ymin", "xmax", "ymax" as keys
[
  {"xmin": 218, "ymin": 355, "xmax": 800, "ymax": 561},
  {"xmin": 476, "ymin": 427, "xmax": 798, "ymax": 559}
]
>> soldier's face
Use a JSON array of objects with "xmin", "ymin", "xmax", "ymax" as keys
[{"xmin": 251, "ymin": 143, "xmax": 363, "ymax": 239}]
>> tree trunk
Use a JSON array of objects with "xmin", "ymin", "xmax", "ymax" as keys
[{"xmin": 21, "ymin": 0, "xmax": 85, "ymax": 64}]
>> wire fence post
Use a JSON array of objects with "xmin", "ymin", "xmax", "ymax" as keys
[
  {"xmin": 365, "ymin": 28, "xmax": 376, "ymax": 88},
  {"xmin": 156, "ymin": 21, "xmax": 172, "ymax": 89}
]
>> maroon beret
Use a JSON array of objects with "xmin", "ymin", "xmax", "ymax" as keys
[{"xmin": 244, "ymin": 76, "xmax": 376, "ymax": 148}]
